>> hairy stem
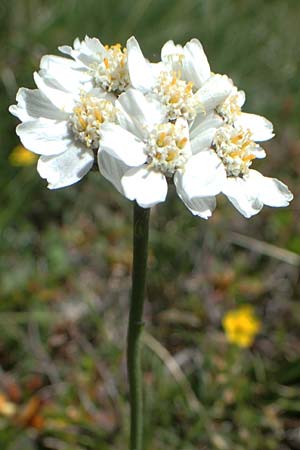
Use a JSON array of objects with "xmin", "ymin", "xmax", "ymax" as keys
[{"xmin": 127, "ymin": 202, "xmax": 150, "ymax": 450}]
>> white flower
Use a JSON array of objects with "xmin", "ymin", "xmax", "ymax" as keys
[
  {"xmin": 98, "ymin": 88, "xmax": 226, "ymax": 218},
  {"xmin": 196, "ymin": 76, "xmax": 293, "ymax": 217},
  {"xmin": 58, "ymin": 36, "xmax": 130, "ymax": 94},
  {"xmin": 9, "ymin": 68, "xmax": 118, "ymax": 189},
  {"xmin": 216, "ymin": 84, "xmax": 275, "ymax": 140},
  {"xmin": 211, "ymin": 121, "xmax": 293, "ymax": 217},
  {"xmin": 126, "ymin": 37, "xmax": 234, "ymax": 121}
]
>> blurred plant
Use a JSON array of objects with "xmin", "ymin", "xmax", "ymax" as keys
[
  {"xmin": 222, "ymin": 305, "xmax": 261, "ymax": 348},
  {"xmin": 0, "ymin": 393, "xmax": 17, "ymax": 417},
  {"xmin": 9, "ymin": 144, "xmax": 38, "ymax": 166}
]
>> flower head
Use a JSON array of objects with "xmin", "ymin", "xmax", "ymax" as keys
[
  {"xmin": 222, "ymin": 305, "xmax": 261, "ymax": 348},
  {"xmin": 145, "ymin": 120, "xmax": 192, "ymax": 175},
  {"xmin": 211, "ymin": 91, "xmax": 293, "ymax": 217},
  {"xmin": 213, "ymin": 124, "xmax": 265, "ymax": 177},
  {"xmin": 69, "ymin": 92, "xmax": 117, "ymax": 150},
  {"xmin": 126, "ymin": 37, "xmax": 233, "ymax": 121},
  {"xmin": 58, "ymin": 37, "xmax": 130, "ymax": 94},
  {"xmin": 9, "ymin": 67, "xmax": 117, "ymax": 188}
]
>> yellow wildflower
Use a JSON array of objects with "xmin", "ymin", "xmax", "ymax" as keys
[
  {"xmin": 0, "ymin": 392, "xmax": 16, "ymax": 417},
  {"xmin": 222, "ymin": 305, "xmax": 261, "ymax": 348},
  {"xmin": 9, "ymin": 145, "xmax": 37, "ymax": 166}
]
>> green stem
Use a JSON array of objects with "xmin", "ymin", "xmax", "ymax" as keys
[{"xmin": 127, "ymin": 202, "xmax": 150, "ymax": 450}]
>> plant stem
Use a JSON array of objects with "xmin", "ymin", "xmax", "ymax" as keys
[{"xmin": 127, "ymin": 202, "xmax": 150, "ymax": 450}]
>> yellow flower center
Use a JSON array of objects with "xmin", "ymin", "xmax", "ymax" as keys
[
  {"xmin": 68, "ymin": 93, "xmax": 117, "ymax": 150},
  {"xmin": 213, "ymin": 125, "xmax": 260, "ymax": 177},
  {"xmin": 153, "ymin": 71, "xmax": 204, "ymax": 121},
  {"xmin": 89, "ymin": 43, "xmax": 129, "ymax": 93},
  {"xmin": 146, "ymin": 122, "xmax": 191, "ymax": 175}
]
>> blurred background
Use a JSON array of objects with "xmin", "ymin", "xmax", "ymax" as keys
[{"xmin": 1, "ymin": 0, "xmax": 300, "ymax": 449}]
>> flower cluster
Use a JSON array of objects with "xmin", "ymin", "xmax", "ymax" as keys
[{"xmin": 10, "ymin": 36, "xmax": 293, "ymax": 218}]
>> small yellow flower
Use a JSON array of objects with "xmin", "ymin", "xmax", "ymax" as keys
[
  {"xmin": 0, "ymin": 393, "xmax": 16, "ymax": 417},
  {"xmin": 9, "ymin": 145, "xmax": 37, "ymax": 166},
  {"xmin": 222, "ymin": 305, "xmax": 261, "ymax": 348}
]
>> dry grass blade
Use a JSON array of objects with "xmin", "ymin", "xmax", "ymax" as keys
[
  {"xmin": 142, "ymin": 331, "xmax": 203, "ymax": 413},
  {"xmin": 229, "ymin": 232, "xmax": 300, "ymax": 266}
]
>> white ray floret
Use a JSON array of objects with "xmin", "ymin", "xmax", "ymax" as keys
[{"xmin": 221, "ymin": 169, "xmax": 293, "ymax": 218}]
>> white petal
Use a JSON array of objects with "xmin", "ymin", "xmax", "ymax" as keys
[
  {"xmin": 84, "ymin": 36, "xmax": 105, "ymax": 55},
  {"xmin": 149, "ymin": 61, "xmax": 165, "ymax": 78},
  {"xmin": 40, "ymin": 55, "xmax": 92, "ymax": 91},
  {"xmin": 100, "ymin": 123, "xmax": 147, "ymax": 166},
  {"xmin": 190, "ymin": 113, "xmax": 223, "ymax": 154},
  {"xmin": 40, "ymin": 54, "xmax": 80, "ymax": 71},
  {"xmin": 58, "ymin": 38, "xmax": 81, "ymax": 56},
  {"xmin": 174, "ymin": 150, "xmax": 226, "ymax": 198},
  {"xmin": 9, "ymin": 88, "xmax": 68, "ymax": 122},
  {"xmin": 33, "ymin": 72, "xmax": 75, "ymax": 112},
  {"xmin": 178, "ymin": 191, "xmax": 216, "ymax": 219},
  {"xmin": 161, "ymin": 40, "xmax": 183, "ymax": 61},
  {"xmin": 247, "ymin": 170, "xmax": 293, "ymax": 207},
  {"xmin": 122, "ymin": 166, "xmax": 168, "ymax": 208},
  {"xmin": 237, "ymin": 90, "xmax": 246, "ymax": 107},
  {"xmin": 222, "ymin": 176, "xmax": 263, "ymax": 218},
  {"xmin": 116, "ymin": 107, "xmax": 145, "ymax": 140},
  {"xmin": 190, "ymin": 112, "xmax": 223, "ymax": 138},
  {"xmin": 58, "ymin": 45, "xmax": 73, "ymax": 56},
  {"xmin": 251, "ymin": 146, "xmax": 266, "ymax": 159},
  {"xmin": 37, "ymin": 143, "xmax": 94, "ymax": 189},
  {"xmin": 175, "ymin": 117, "xmax": 190, "ymax": 140},
  {"xmin": 76, "ymin": 36, "xmax": 106, "ymax": 66},
  {"xmin": 196, "ymin": 74, "xmax": 233, "ymax": 112},
  {"xmin": 16, "ymin": 118, "xmax": 72, "ymax": 155},
  {"xmin": 116, "ymin": 88, "xmax": 166, "ymax": 137},
  {"xmin": 59, "ymin": 36, "xmax": 105, "ymax": 67},
  {"xmin": 126, "ymin": 36, "xmax": 155, "ymax": 92},
  {"xmin": 235, "ymin": 113, "xmax": 274, "ymax": 141},
  {"xmin": 182, "ymin": 39, "xmax": 211, "ymax": 88},
  {"xmin": 191, "ymin": 127, "xmax": 219, "ymax": 154},
  {"xmin": 98, "ymin": 150, "xmax": 128, "ymax": 195}
]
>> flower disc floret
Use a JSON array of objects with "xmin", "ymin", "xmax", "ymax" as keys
[
  {"xmin": 213, "ymin": 125, "xmax": 260, "ymax": 177},
  {"xmin": 217, "ymin": 86, "xmax": 245, "ymax": 124},
  {"xmin": 153, "ymin": 71, "xmax": 204, "ymax": 121},
  {"xmin": 89, "ymin": 43, "xmax": 129, "ymax": 93},
  {"xmin": 146, "ymin": 122, "xmax": 191, "ymax": 176},
  {"xmin": 68, "ymin": 93, "xmax": 117, "ymax": 150}
]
